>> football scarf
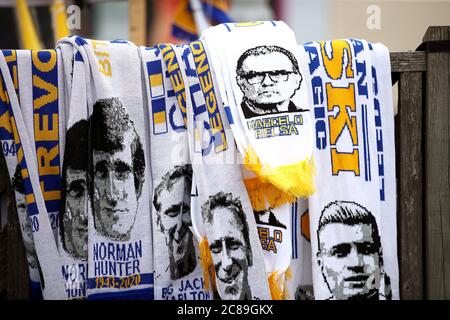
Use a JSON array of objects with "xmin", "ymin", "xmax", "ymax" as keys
[
  {"xmin": 56, "ymin": 42, "xmax": 90, "ymax": 299},
  {"xmin": 304, "ymin": 39, "xmax": 399, "ymax": 300},
  {"xmin": 200, "ymin": 21, "xmax": 315, "ymax": 210},
  {"xmin": 0, "ymin": 50, "xmax": 42, "ymax": 299},
  {"xmin": 284, "ymin": 198, "xmax": 314, "ymax": 300},
  {"xmin": 369, "ymin": 42, "xmax": 399, "ymax": 299},
  {"xmin": 0, "ymin": 51, "xmax": 66, "ymax": 299},
  {"xmin": 177, "ymin": 40, "xmax": 271, "ymax": 300},
  {"xmin": 141, "ymin": 43, "xmax": 211, "ymax": 300},
  {"xmin": 57, "ymin": 36, "xmax": 154, "ymax": 299}
]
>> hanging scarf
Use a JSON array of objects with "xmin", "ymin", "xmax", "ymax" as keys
[
  {"xmin": 0, "ymin": 51, "xmax": 66, "ymax": 299},
  {"xmin": 284, "ymin": 198, "xmax": 314, "ymax": 300},
  {"xmin": 200, "ymin": 21, "xmax": 315, "ymax": 209},
  {"xmin": 56, "ymin": 42, "xmax": 90, "ymax": 299},
  {"xmin": 57, "ymin": 36, "xmax": 154, "ymax": 299},
  {"xmin": 304, "ymin": 39, "xmax": 399, "ymax": 300},
  {"xmin": 0, "ymin": 50, "xmax": 42, "ymax": 299},
  {"xmin": 177, "ymin": 40, "xmax": 271, "ymax": 300},
  {"xmin": 368, "ymin": 42, "xmax": 399, "ymax": 299},
  {"xmin": 141, "ymin": 43, "xmax": 211, "ymax": 300}
]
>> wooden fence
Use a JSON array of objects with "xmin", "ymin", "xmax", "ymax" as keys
[{"xmin": 0, "ymin": 26, "xmax": 449, "ymax": 300}]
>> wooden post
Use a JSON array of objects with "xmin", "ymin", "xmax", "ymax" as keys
[
  {"xmin": 129, "ymin": 0, "xmax": 147, "ymax": 46},
  {"xmin": 396, "ymin": 70, "xmax": 424, "ymax": 299},
  {"xmin": 423, "ymin": 26, "xmax": 450, "ymax": 300}
]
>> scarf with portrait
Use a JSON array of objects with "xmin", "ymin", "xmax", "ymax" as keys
[
  {"xmin": 200, "ymin": 21, "xmax": 315, "ymax": 211},
  {"xmin": 173, "ymin": 41, "xmax": 271, "ymax": 300},
  {"xmin": 200, "ymin": 21, "xmax": 313, "ymax": 299},
  {"xmin": 141, "ymin": 44, "xmax": 212, "ymax": 300},
  {"xmin": 56, "ymin": 41, "xmax": 90, "ymax": 299},
  {"xmin": 57, "ymin": 36, "xmax": 154, "ymax": 299},
  {"xmin": 304, "ymin": 39, "xmax": 399, "ymax": 300},
  {"xmin": 0, "ymin": 50, "xmax": 66, "ymax": 299}
]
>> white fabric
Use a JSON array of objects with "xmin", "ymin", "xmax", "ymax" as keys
[
  {"xmin": 57, "ymin": 36, "xmax": 154, "ymax": 299},
  {"xmin": 304, "ymin": 39, "xmax": 399, "ymax": 300},
  {"xmin": 285, "ymin": 199, "xmax": 314, "ymax": 300},
  {"xmin": 0, "ymin": 51, "xmax": 67, "ymax": 300},
  {"xmin": 0, "ymin": 50, "xmax": 42, "ymax": 299},
  {"xmin": 141, "ymin": 44, "xmax": 208, "ymax": 300},
  {"xmin": 369, "ymin": 42, "xmax": 399, "ymax": 299},
  {"xmin": 180, "ymin": 40, "xmax": 271, "ymax": 300},
  {"xmin": 201, "ymin": 21, "xmax": 313, "ymax": 176},
  {"xmin": 56, "ymin": 44, "xmax": 90, "ymax": 299}
]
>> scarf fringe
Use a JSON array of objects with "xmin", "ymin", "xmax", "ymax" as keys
[
  {"xmin": 243, "ymin": 147, "xmax": 316, "ymax": 203},
  {"xmin": 244, "ymin": 177, "xmax": 296, "ymax": 211},
  {"xmin": 198, "ymin": 238, "xmax": 216, "ymax": 292},
  {"xmin": 268, "ymin": 267, "xmax": 292, "ymax": 300}
]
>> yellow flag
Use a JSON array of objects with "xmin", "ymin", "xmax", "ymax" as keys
[
  {"xmin": 50, "ymin": 0, "xmax": 70, "ymax": 43},
  {"xmin": 15, "ymin": 0, "xmax": 43, "ymax": 50}
]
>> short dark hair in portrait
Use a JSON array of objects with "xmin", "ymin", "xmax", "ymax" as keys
[
  {"xmin": 90, "ymin": 97, "xmax": 145, "ymax": 198},
  {"xmin": 316, "ymin": 200, "xmax": 391, "ymax": 300},
  {"xmin": 89, "ymin": 98, "xmax": 146, "ymax": 241},
  {"xmin": 59, "ymin": 119, "xmax": 89, "ymax": 258}
]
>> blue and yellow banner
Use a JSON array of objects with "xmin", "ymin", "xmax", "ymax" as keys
[{"xmin": 172, "ymin": 0, "xmax": 232, "ymax": 41}]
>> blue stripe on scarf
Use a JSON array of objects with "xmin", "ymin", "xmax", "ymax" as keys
[{"xmin": 31, "ymin": 50, "xmax": 61, "ymax": 217}]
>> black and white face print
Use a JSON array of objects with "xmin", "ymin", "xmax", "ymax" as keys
[
  {"xmin": 11, "ymin": 164, "xmax": 38, "ymax": 268},
  {"xmin": 60, "ymin": 120, "xmax": 89, "ymax": 259},
  {"xmin": 153, "ymin": 164, "xmax": 197, "ymax": 280},
  {"xmin": 90, "ymin": 98, "xmax": 145, "ymax": 242},
  {"xmin": 201, "ymin": 192, "xmax": 253, "ymax": 300},
  {"xmin": 236, "ymin": 45, "xmax": 307, "ymax": 119},
  {"xmin": 316, "ymin": 200, "xmax": 392, "ymax": 300}
]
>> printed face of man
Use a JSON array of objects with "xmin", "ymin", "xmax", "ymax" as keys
[
  {"xmin": 318, "ymin": 223, "xmax": 381, "ymax": 300},
  {"xmin": 238, "ymin": 51, "xmax": 301, "ymax": 107},
  {"xmin": 157, "ymin": 176, "xmax": 192, "ymax": 268},
  {"xmin": 16, "ymin": 194, "xmax": 37, "ymax": 267},
  {"xmin": 64, "ymin": 167, "xmax": 88, "ymax": 258},
  {"xmin": 93, "ymin": 130, "xmax": 137, "ymax": 240},
  {"xmin": 207, "ymin": 207, "xmax": 250, "ymax": 300}
]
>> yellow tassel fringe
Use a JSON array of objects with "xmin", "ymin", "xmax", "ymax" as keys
[
  {"xmin": 268, "ymin": 268, "xmax": 292, "ymax": 300},
  {"xmin": 243, "ymin": 147, "xmax": 316, "ymax": 207},
  {"xmin": 244, "ymin": 177, "xmax": 297, "ymax": 211},
  {"xmin": 198, "ymin": 238, "xmax": 216, "ymax": 292}
]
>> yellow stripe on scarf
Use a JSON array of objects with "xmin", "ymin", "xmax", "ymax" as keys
[{"xmin": 243, "ymin": 147, "xmax": 315, "ymax": 207}]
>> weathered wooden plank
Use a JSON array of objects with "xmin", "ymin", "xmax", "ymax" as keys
[
  {"xmin": 423, "ymin": 26, "xmax": 450, "ymax": 300},
  {"xmin": 390, "ymin": 52, "xmax": 427, "ymax": 73},
  {"xmin": 396, "ymin": 71, "xmax": 424, "ymax": 300},
  {"xmin": 129, "ymin": 0, "xmax": 147, "ymax": 46}
]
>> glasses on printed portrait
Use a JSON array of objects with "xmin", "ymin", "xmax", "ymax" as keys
[{"xmin": 240, "ymin": 70, "xmax": 295, "ymax": 85}]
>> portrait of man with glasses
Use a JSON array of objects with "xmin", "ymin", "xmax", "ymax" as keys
[{"xmin": 236, "ymin": 45, "xmax": 307, "ymax": 119}]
